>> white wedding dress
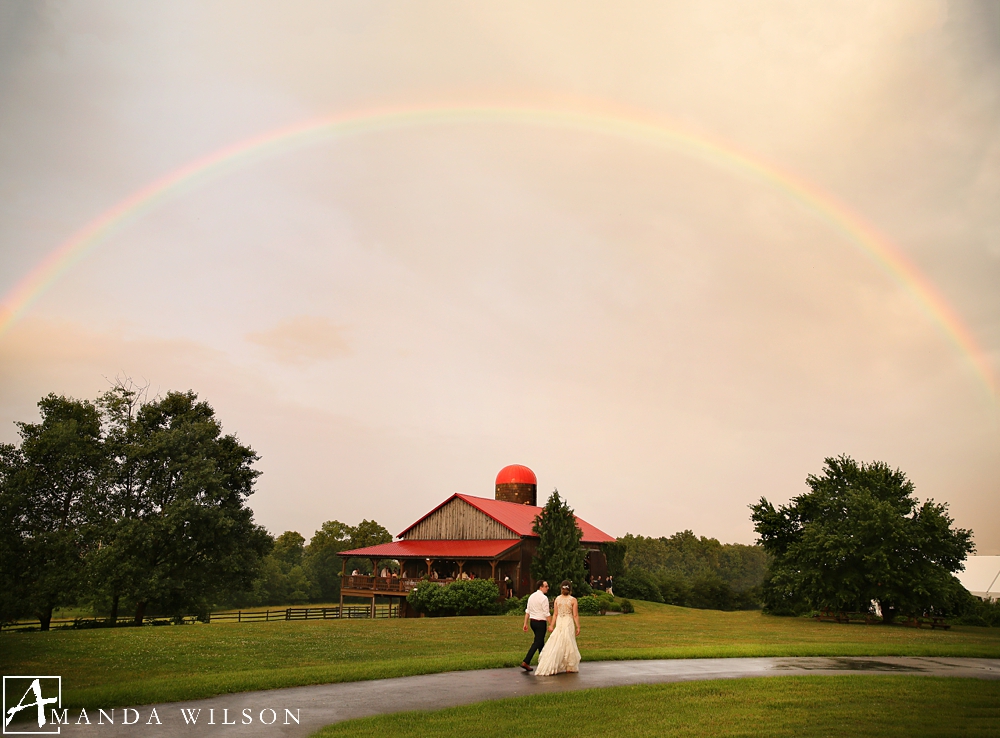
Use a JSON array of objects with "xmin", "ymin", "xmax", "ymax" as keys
[{"xmin": 535, "ymin": 595, "xmax": 581, "ymax": 676}]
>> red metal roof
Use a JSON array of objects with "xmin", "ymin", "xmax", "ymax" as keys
[
  {"xmin": 397, "ymin": 494, "xmax": 615, "ymax": 544},
  {"xmin": 338, "ymin": 539, "xmax": 521, "ymax": 559},
  {"xmin": 495, "ymin": 464, "xmax": 537, "ymax": 485}
]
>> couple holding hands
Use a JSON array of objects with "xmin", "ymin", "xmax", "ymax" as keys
[{"xmin": 520, "ymin": 579, "xmax": 581, "ymax": 676}]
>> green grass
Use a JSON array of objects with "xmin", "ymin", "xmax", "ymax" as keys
[
  {"xmin": 311, "ymin": 676, "xmax": 1000, "ymax": 738},
  {"xmin": 2, "ymin": 601, "xmax": 998, "ymax": 710}
]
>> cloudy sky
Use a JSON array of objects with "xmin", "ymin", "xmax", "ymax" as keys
[{"xmin": 1, "ymin": 1, "xmax": 998, "ymax": 552}]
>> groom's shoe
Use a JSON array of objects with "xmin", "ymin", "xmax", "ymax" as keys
[{"xmin": 520, "ymin": 662, "xmax": 533, "ymax": 672}]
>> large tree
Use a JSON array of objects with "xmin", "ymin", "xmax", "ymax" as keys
[
  {"xmin": 88, "ymin": 380, "xmax": 146, "ymax": 625},
  {"xmin": 750, "ymin": 455, "xmax": 974, "ymax": 621},
  {"xmin": 94, "ymin": 390, "xmax": 271, "ymax": 623},
  {"xmin": 4, "ymin": 396, "xmax": 106, "ymax": 629},
  {"xmin": 531, "ymin": 489, "xmax": 590, "ymax": 595},
  {"xmin": 0, "ymin": 443, "xmax": 30, "ymax": 625}
]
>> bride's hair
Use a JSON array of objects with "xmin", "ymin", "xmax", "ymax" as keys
[{"xmin": 560, "ymin": 580, "xmax": 572, "ymax": 595}]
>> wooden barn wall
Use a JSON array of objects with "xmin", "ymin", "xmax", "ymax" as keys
[{"xmin": 403, "ymin": 498, "xmax": 518, "ymax": 540}]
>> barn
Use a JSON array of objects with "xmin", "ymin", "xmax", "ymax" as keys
[{"xmin": 337, "ymin": 464, "xmax": 615, "ymax": 616}]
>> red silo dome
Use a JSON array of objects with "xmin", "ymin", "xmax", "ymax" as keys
[{"xmin": 496, "ymin": 464, "xmax": 537, "ymax": 486}]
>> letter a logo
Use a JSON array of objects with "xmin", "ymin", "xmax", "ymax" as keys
[{"xmin": 2, "ymin": 677, "xmax": 61, "ymax": 735}]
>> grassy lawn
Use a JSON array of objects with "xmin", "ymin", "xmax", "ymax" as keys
[
  {"xmin": 2, "ymin": 601, "xmax": 998, "ymax": 709},
  {"xmin": 311, "ymin": 676, "xmax": 1000, "ymax": 738}
]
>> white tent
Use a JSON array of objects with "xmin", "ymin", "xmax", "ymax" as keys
[{"xmin": 956, "ymin": 556, "xmax": 1000, "ymax": 600}]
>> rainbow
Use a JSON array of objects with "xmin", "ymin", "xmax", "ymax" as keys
[{"xmin": 0, "ymin": 101, "xmax": 994, "ymax": 398}]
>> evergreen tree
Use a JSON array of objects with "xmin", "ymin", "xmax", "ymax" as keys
[{"xmin": 531, "ymin": 489, "xmax": 590, "ymax": 595}]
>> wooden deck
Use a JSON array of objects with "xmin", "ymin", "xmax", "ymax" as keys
[
  {"xmin": 340, "ymin": 574, "xmax": 504, "ymax": 597},
  {"xmin": 341, "ymin": 575, "xmax": 426, "ymax": 595}
]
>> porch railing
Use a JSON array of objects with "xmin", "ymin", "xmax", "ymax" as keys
[{"xmin": 341, "ymin": 575, "xmax": 426, "ymax": 592}]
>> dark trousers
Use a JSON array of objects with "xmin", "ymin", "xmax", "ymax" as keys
[{"xmin": 523, "ymin": 619, "xmax": 547, "ymax": 664}]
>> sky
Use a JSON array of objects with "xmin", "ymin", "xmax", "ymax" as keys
[{"xmin": 1, "ymin": 1, "xmax": 998, "ymax": 553}]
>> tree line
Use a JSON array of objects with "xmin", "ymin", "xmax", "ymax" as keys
[
  {"xmin": 609, "ymin": 530, "xmax": 770, "ymax": 610},
  {"xmin": 523, "ymin": 489, "xmax": 767, "ymax": 612},
  {"xmin": 3, "ymin": 387, "xmax": 985, "ymax": 628},
  {"xmin": 607, "ymin": 456, "xmax": 984, "ymax": 622},
  {"xmin": 0, "ymin": 385, "xmax": 392, "ymax": 630},
  {"xmin": 238, "ymin": 520, "xmax": 392, "ymax": 607}
]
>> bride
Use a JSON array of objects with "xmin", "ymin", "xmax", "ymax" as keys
[{"xmin": 534, "ymin": 580, "xmax": 581, "ymax": 676}]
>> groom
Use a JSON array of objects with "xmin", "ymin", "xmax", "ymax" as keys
[{"xmin": 520, "ymin": 580, "xmax": 550, "ymax": 672}]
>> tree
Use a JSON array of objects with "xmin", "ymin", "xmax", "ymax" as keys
[
  {"xmin": 618, "ymin": 530, "xmax": 768, "ymax": 590},
  {"xmin": 273, "ymin": 531, "xmax": 306, "ymax": 568},
  {"xmin": 750, "ymin": 455, "xmax": 974, "ymax": 621},
  {"xmin": 531, "ymin": 489, "xmax": 590, "ymax": 595},
  {"xmin": 8, "ymin": 396, "xmax": 106, "ymax": 630},
  {"xmin": 89, "ymin": 379, "xmax": 147, "ymax": 625},
  {"xmin": 346, "ymin": 519, "xmax": 393, "ymax": 575},
  {"xmin": 304, "ymin": 520, "xmax": 353, "ymax": 602},
  {"xmin": 243, "ymin": 519, "xmax": 394, "ymax": 606},
  {"xmin": 349, "ymin": 519, "xmax": 392, "ymax": 549},
  {"xmin": 94, "ymin": 391, "xmax": 271, "ymax": 623},
  {"xmin": 249, "ymin": 531, "xmax": 318, "ymax": 605},
  {"xmin": 0, "ymin": 444, "xmax": 29, "ymax": 625},
  {"xmin": 615, "ymin": 568, "xmax": 663, "ymax": 603}
]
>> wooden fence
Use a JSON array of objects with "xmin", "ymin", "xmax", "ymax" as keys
[
  {"xmin": 208, "ymin": 605, "xmax": 399, "ymax": 622},
  {"xmin": 2, "ymin": 604, "xmax": 400, "ymax": 631}
]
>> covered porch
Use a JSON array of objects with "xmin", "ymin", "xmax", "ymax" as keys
[{"xmin": 337, "ymin": 539, "xmax": 523, "ymax": 617}]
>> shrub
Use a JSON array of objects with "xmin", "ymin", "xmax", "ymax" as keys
[
  {"xmin": 577, "ymin": 596, "xmax": 601, "ymax": 615},
  {"xmin": 619, "ymin": 598, "xmax": 634, "ymax": 614},
  {"xmin": 953, "ymin": 593, "xmax": 1000, "ymax": 627},
  {"xmin": 594, "ymin": 591, "xmax": 615, "ymax": 614},
  {"xmin": 406, "ymin": 579, "xmax": 500, "ymax": 617},
  {"xmin": 655, "ymin": 571, "xmax": 692, "ymax": 607},
  {"xmin": 615, "ymin": 570, "xmax": 663, "ymax": 603},
  {"xmin": 689, "ymin": 573, "xmax": 735, "ymax": 610},
  {"xmin": 503, "ymin": 594, "xmax": 529, "ymax": 615}
]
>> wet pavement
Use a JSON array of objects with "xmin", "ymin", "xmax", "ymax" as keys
[{"xmin": 56, "ymin": 657, "xmax": 999, "ymax": 737}]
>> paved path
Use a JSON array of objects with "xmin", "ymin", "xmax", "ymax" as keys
[{"xmin": 57, "ymin": 657, "xmax": 999, "ymax": 738}]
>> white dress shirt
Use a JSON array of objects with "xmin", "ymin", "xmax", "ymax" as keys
[{"xmin": 525, "ymin": 590, "xmax": 551, "ymax": 621}]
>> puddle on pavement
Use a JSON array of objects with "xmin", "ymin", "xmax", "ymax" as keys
[{"xmin": 775, "ymin": 658, "xmax": 923, "ymax": 672}]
